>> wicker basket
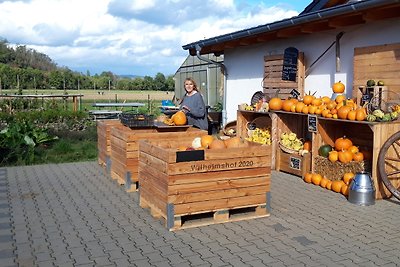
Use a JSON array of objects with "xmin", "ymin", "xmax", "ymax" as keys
[
  {"xmin": 223, "ymin": 120, "xmax": 237, "ymax": 136},
  {"xmin": 120, "ymin": 112, "xmax": 155, "ymax": 128},
  {"xmin": 279, "ymin": 142, "xmax": 300, "ymax": 154}
]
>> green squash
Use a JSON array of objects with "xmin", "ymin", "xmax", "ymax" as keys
[
  {"xmin": 366, "ymin": 80, "xmax": 376, "ymax": 87},
  {"xmin": 318, "ymin": 144, "xmax": 333, "ymax": 158}
]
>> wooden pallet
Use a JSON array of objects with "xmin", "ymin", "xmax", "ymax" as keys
[
  {"xmin": 138, "ymin": 138, "xmax": 272, "ymax": 230},
  {"xmin": 140, "ymin": 196, "xmax": 271, "ymax": 231}
]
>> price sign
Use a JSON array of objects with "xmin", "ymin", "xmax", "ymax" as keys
[
  {"xmin": 290, "ymin": 89, "xmax": 300, "ymax": 99},
  {"xmin": 308, "ymin": 115, "xmax": 317, "ymax": 133},
  {"xmin": 290, "ymin": 156, "xmax": 301, "ymax": 170},
  {"xmin": 282, "ymin": 47, "xmax": 299, "ymax": 81}
]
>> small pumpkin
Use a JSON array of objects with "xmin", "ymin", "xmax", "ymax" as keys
[
  {"xmin": 343, "ymin": 172, "xmax": 355, "ymax": 185},
  {"xmin": 224, "ymin": 136, "xmax": 242, "ymax": 148},
  {"xmin": 337, "ymin": 105, "xmax": 352, "ymax": 120},
  {"xmin": 303, "ymin": 140, "xmax": 312, "ymax": 152},
  {"xmin": 338, "ymin": 150, "xmax": 353, "ymax": 164},
  {"xmin": 334, "ymin": 137, "xmax": 353, "ymax": 151},
  {"xmin": 312, "ymin": 173, "xmax": 323, "ymax": 186},
  {"xmin": 282, "ymin": 99, "xmax": 295, "ymax": 112},
  {"xmin": 201, "ymin": 135, "xmax": 214, "ymax": 148},
  {"xmin": 341, "ymin": 184, "xmax": 349, "ymax": 196},
  {"xmin": 332, "ymin": 180, "xmax": 345, "ymax": 193},
  {"xmin": 172, "ymin": 110, "xmax": 187, "ymax": 125},
  {"xmin": 269, "ymin": 97, "xmax": 283, "ymax": 110},
  {"xmin": 332, "ymin": 81, "xmax": 345, "ymax": 93},
  {"xmin": 304, "ymin": 173, "xmax": 313, "ymax": 183},
  {"xmin": 326, "ymin": 180, "xmax": 332, "ymax": 190},
  {"xmin": 347, "ymin": 110, "xmax": 357, "ymax": 120},
  {"xmin": 328, "ymin": 150, "xmax": 339, "ymax": 162},
  {"xmin": 303, "ymin": 95, "xmax": 315, "ymax": 105},
  {"xmin": 209, "ymin": 139, "xmax": 226, "ymax": 149},
  {"xmin": 320, "ymin": 177, "xmax": 329, "ymax": 188},
  {"xmin": 355, "ymin": 108, "xmax": 367, "ymax": 121},
  {"xmin": 295, "ymin": 102, "xmax": 306, "ymax": 113},
  {"xmin": 353, "ymin": 151, "xmax": 364, "ymax": 162}
]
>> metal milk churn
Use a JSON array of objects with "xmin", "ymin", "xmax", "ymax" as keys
[{"xmin": 348, "ymin": 171, "xmax": 375, "ymax": 206}]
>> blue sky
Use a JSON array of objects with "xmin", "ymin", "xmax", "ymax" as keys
[{"xmin": 0, "ymin": 0, "xmax": 311, "ymax": 77}]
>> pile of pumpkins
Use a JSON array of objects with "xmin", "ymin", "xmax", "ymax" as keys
[
  {"xmin": 304, "ymin": 171, "xmax": 355, "ymax": 197},
  {"xmin": 267, "ymin": 81, "xmax": 368, "ymax": 121},
  {"xmin": 318, "ymin": 136, "xmax": 371, "ymax": 164},
  {"xmin": 178, "ymin": 135, "xmax": 249, "ymax": 151}
]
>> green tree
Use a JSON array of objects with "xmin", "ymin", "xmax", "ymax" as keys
[{"xmin": 154, "ymin": 72, "xmax": 166, "ymax": 91}]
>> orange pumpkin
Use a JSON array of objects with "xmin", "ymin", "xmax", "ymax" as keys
[
  {"xmin": 303, "ymin": 140, "xmax": 312, "ymax": 152},
  {"xmin": 337, "ymin": 105, "xmax": 352, "ymax": 120},
  {"xmin": 269, "ymin": 97, "xmax": 283, "ymax": 110},
  {"xmin": 335, "ymin": 94, "xmax": 346, "ymax": 104},
  {"xmin": 353, "ymin": 152, "xmax": 364, "ymax": 162},
  {"xmin": 343, "ymin": 172, "xmax": 355, "ymax": 185},
  {"xmin": 304, "ymin": 173, "xmax": 313, "ymax": 183},
  {"xmin": 332, "ymin": 180, "xmax": 345, "ymax": 193},
  {"xmin": 347, "ymin": 110, "xmax": 357, "ymax": 120},
  {"xmin": 355, "ymin": 108, "xmax": 367, "ymax": 121},
  {"xmin": 328, "ymin": 150, "xmax": 339, "ymax": 162},
  {"xmin": 341, "ymin": 184, "xmax": 349, "ymax": 196},
  {"xmin": 282, "ymin": 99, "xmax": 295, "ymax": 112},
  {"xmin": 311, "ymin": 98, "xmax": 322, "ymax": 106},
  {"xmin": 348, "ymin": 145, "xmax": 359, "ymax": 154},
  {"xmin": 302, "ymin": 105, "xmax": 309, "ymax": 114},
  {"xmin": 320, "ymin": 177, "xmax": 329, "ymax": 188},
  {"xmin": 224, "ymin": 136, "xmax": 242, "ymax": 148},
  {"xmin": 208, "ymin": 139, "xmax": 226, "ymax": 149},
  {"xmin": 312, "ymin": 173, "xmax": 323, "ymax": 186},
  {"xmin": 172, "ymin": 111, "xmax": 187, "ymax": 125},
  {"xmin": 333, "ymin": 81, "xmax": 345, "ymax": 93},
  {"xmin": 334, "ymin": 137, "xmax": 353, "ymax": 151},
  {"xmin": 295, "ymin": 102, "xmax": 306, "ymax": 113},
  {"xmin": 303, "ymin": 95, "xmax": 315, "ymax": 105},
  {"xmin": 201, "ymin": 135, "xmax": 214, "ymax": 148},
  {"xmin": 326, "ymin": 180, "xmax": 332, "ymax": 190},
  {"xmin": 338, "ymin": 150, "xmax": 353, "ymax": 164}
]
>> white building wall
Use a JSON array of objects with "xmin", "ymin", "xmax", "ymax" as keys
[{"xmin": 224, "ymin": 19, "xmax": 400, "ymax": 122}]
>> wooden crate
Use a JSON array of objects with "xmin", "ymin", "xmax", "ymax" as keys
[
  {"xmin": 311, "ymin": 117, "xmax": 400, "ymax": 199},
  {"xmin": 236, "ymin": 110, "xmax": 277, "ymax": 168},
  {"xmin": 138, "ymin": 139, "xmax": 271, "ymax": 230},
  {"xmin": 96, "ymin": 119, "xmax": 124, "ymax": 170},
  {"xmin": 276, "ymin": 150, "xmax": 311, "ymax": 178},
  {"xmin": 110, "ymin": 126, "xmax": 207, "ymax": 192}
]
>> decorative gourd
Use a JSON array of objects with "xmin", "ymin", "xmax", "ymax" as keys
[
  {"xmin": 332, "ymin": 81, "xmax": 345, "ymax": 93},
  {"xmin": 172, "ymin": 111, "xmax": 187, "ymax": 125},
  {"xmin": 318, "ymin": 145, "xmax": 333, "ymax": 157},
  {"xmin": 191, "ymin": 137, "xmax": 202, "ymax": 149},
  {"xmin": 201, "ymin": 135, "xmax": 214, "ymax": 148},
  {"xmin": 328, "ymin": 150, "xmax": 339, "ymax": 162},
  {"xmin": 268, "ymin": 97, "xmax": 283, "ymax": 110},
  {"xmin": 334, "ymin": 137, "xmax": 353, "ymax": 151}
]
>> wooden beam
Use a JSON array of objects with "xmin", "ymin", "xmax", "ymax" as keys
[
  {"xmin": 276, "ymin": 26, "xmax": 303, "ymax": 38},
  {"xmin": 363, "ymin": 6, "xmax": 400, "ymax": 21},
  {"xmin": 329, "ymin": 14, "xmax": 365, "ymax": 28},
  {"xmin": 301, "ymin": 21, "xmax": 335, "ymax": 33}
]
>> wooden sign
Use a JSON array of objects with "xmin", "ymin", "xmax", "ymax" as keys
[
  {"xmin": 282, "ymin": 47, "xmax": 299, "ymax": 81},
  {"xmin": 308, "ymin": 115, "xmax": 317, "ymax": 133},
  {"xmin": 290, "ymin": 89, "xmax": 300, "ymax": 99}
]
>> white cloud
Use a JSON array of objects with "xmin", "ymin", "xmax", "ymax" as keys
[{"xmin": 0, "ymin": 0, "xmax": 302, "ymax": 76}]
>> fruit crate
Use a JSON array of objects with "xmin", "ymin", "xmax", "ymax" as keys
[
  {"xmin": 311, "ymin": 117, "xmax": 400, "ymax": 199},
  {"xmin": 97, "ymin": 119, "xmax": 124, "ymax": 170},
  {"xmin": 138, "ymin": 139, "xmax": 271, "ymax": 230},
  {"xmin": 110, "ymin": 126, "xmax": 207, "ymax": 192},
  {"xmin": 276, "ymin": 150, "xmax": 311, "ymax": 178}
]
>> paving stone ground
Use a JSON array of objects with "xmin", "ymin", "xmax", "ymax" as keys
[{"xmin": 1, "ymin": 161, "xmax": 400, "ymax": 267}]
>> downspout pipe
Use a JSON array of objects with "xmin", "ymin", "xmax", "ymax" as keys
[{"xmin": 195, "ymin": 44, "xmax": 228, "ymax": 126}]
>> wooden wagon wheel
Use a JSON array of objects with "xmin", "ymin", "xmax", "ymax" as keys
[{"xmin": 378, "ymin": 131, "xmax": 400, "ymax": 200}]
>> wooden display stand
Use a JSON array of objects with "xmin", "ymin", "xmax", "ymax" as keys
[
  {"xmin": 138, "ymin": 139, "xmax": 271, "ymax": 231},
  {"xmin": 96, "ymin": 119, "xmax": 124, "ymax": 171},
  {"xmin": 311, "ymin": 117, "xmax": 400, "ymax": 199},
  {"xmin": 236, "ymin": 110, "xmax": 311, "ymax": 178},
  {"xmin": 110, "ymin": 126, "xmax": 206, "ymax": 192}
]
